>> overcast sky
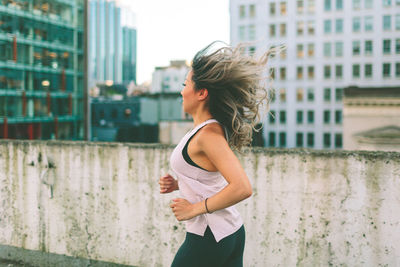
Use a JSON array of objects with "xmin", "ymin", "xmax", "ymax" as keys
[{"xmin": 120, "ymin": 0, "xmax": 230, "ymax": 84}]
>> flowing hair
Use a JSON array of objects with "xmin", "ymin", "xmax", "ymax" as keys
[{"xmin": 191, "ymin": 41, "xmax": 282, "ymax": 151}]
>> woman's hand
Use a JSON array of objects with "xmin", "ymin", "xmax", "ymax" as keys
[
  {"xmin": 170, "ymin": 198, "xmax": 199, "ymax": 221},
  {"xmin": 159, "ymin": 174, "xmax": 179, "ymax": 194}
]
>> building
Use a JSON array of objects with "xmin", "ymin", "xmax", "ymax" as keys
[
  {"xmin": 230, "ymin": 0, "xmax": 400, "ymax": 149},
  {"xmin": 151, "ymin": 60, "xmax": 189, "ymax": 93},
  {"xmin": 88, "ymin": 0, "xmax": 136, "ymax": 89},
  {"xmin": 0, "ymin": 0, "xmax": 86, "ymax": 140},
  {"xmin": 343, "ymin": 86, "xmax": 400, "ymax": 152}
]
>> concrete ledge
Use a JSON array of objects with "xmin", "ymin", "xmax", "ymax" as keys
[{"xmin": 0, "ymin": 245, "xmax": 135, "ymax": 267}]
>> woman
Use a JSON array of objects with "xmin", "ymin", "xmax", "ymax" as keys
[{"xmin": 159, "ymin": 42, "xmax": 273, "ymax": 267}]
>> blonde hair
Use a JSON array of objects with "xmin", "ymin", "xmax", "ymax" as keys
[{"xmin": 191, "ymin": 41, "xmax": 280, "ymax": 151}]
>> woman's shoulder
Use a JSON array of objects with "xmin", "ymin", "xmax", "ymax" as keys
[{"xmin": 196, "ymin": 122, "xmax": 226, "ymax": 146}]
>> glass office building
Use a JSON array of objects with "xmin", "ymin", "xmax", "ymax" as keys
[
  {"xmin": 0, "ymin": 0, "xmax": 86, "ymax": 140},
  {"xmin": 88, "ymin": 0, "xmax": 136, "ymax": 88}
]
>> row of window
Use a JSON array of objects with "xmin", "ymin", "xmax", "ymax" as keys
[
  {"xmin": 268, "ymin": 63, "xmax": 400, "ymax": 81},
  {"xmin": 269, "ymin": 110, "xmax": 342, "ymax": 125},
  {"xmin": 270, "ymin": 88, "xmax": 343, "ymax": 103},
  {"xmin": 268, "ymin": 132, "xmax": 343, "ymax": 148},
  {"xmin": 324, "ymin": 15, "xmax": 400, "ymax": 34},
  {"xmin": 241, "ymin": 0, "xmax": 399, "ymax": 19}
]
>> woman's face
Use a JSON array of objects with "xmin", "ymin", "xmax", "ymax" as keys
[{"xmin": 181, "ymin": 71, "xmax": 198, "ymax": 114}]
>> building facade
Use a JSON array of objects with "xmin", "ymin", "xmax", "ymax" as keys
[
  {"xmin": 343, "ymin": 86, "xmax": 400, "ymax": 152},
  {"xmin": 0, "ymin": 0, "xmax": 86, "ymax": 140},
  {"xmin": 230, "ymin": 0, "xmax": 400, "ymax": 149},
  {"xmin": 88, "ymin": 0, "xmax": 136, "ymax": 89},
  {"xmin": 151, "ymin": 60, "xmax": 189, "ymax": 93}
]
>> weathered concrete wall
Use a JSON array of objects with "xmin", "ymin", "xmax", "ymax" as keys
[{"xmin": 0, "ymin": 141, "xmax": 399, "ymax": 267}]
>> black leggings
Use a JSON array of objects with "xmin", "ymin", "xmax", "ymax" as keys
[{"xmin": 171, "ymin": 225, "xmax": 245, "ymax": 267}]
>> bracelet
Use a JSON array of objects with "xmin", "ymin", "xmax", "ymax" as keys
[{"xmin": 205, "ymin": 198, "xmax": 212, "ymax": 214}]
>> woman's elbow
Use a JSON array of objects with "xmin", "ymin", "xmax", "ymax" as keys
[{"xmin": 238, "ymin": 182, "xmax": 252, "ymax": 199}]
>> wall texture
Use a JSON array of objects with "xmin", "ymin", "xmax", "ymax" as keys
[{"xmin": 0, "ymin": 140, "xmax": 399, "ymax": 266}]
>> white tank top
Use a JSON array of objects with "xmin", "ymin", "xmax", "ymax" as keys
[{"xmin": 169, "ymin": 119, "xmax": 243, "ymax": 242}]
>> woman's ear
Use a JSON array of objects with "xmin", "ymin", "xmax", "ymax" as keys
[{"xmin": 198, "ymin": 88, "xmax": 209, "ymax": 101}]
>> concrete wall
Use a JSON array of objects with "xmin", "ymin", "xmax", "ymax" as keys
[{"xmin": 0, "ymin": 140, "xmax": 400, "ymax": 266}]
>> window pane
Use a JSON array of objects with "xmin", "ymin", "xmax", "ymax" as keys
[
  {"xmin": 280, "ymin": 88, "xmax": 286, "ymax": 102},
  {"xmin": 248, "ymin": 25, "xmax": 256, "ymax": 40},
  {"xmin": 280, "ymin": 67, "xmax": 286, "ymax": 80},
  {"xmin": 249, "ymin": 4, "xmax": 256, "ymax": 18},
  {"xmin": 324, "ymin": 20, "xmax": 332, "ymax": 33},
  {"xmin": 270, "ymin": 3, "xmax": 276, "ymax": 15},
  {"xmin": 365, "ymin": 0, "xmax": 373, "ymax": 8},
  {"xmin": 269, "ymin": 110, "xmax": 276, "ymax": 123},
  {"xmin": 297, "ymin": 44, "xmax": 304, "ymax": 58},
  {"xmin": 308, "ymin": 66, "xmax": 315, "ymax": 79},
  {"xmin": 296, "ymin": 132, "xmax": 304, "ymax": 147},
  {"xmin": 353, "ymin": 64, "xmax": 360, "ymax": 78},
  {"xmin": 383, "ymin": 63, "xmax": 391, "ymax": 77},
  {"xmin": 335, "ymin": 133, "xmax": 342, "ymax": 148},
  {"xmin": 297, "ymin": 88, "xmax": 304, "ymax": 101},
  {"xmin": 365, "ymin": 64, "xmax": 373, "ymax": 77},
  {"xmin": 280, "ymin": 23, "xmax": 286, "ymax": 36},
  {"xmin": 239, "ymin": 5, "xmax": 245, "ymax": 18},
  {"xmin": 324, "ymin": 88, "xmax": 331, "ymax": 101},
  {"xmin": 297, "ymin": 0, "xmax": 304, "ymax": 13},
  {"xmin": 383, "ymin": 39, "xmax": 391, "ymax": 54},
  {"xmin": 324, "ymin": 42, "xmax": 331, "ymax": 57},
  {"xmin": 308, "ymin": 43, "xmax": 315, "ymax": 57},
  {"xmin": 325, "ymin": 0, "xmax": 331, "ymax": 11},
  {"xmin": 396, "ymin": 63, "xmax": 400, "ymax": 77},
  {"xmin": 279, "ymin": 132, "xmax": 286, "ymax": 147},
  {"xmin": 383, "ymin": 15, "xmax": 391, "ymax": 30},
  {"xmin": 335, "ymin": 65, "xmax": 343, "ymax": 78},
  {"xmin": 307, "ymin": 133, "xmax": 314, "ymax": 147},
  {"xmin": 365, "ymin": 16, "xmax": 373, "ymax": 31},
  {"xmin": 396, "ymin": 39, "xmax": 400, "ymax": 53},
  {"xmin": 307, "ymin": 111, "xmax": 314, "ymax": 123},
  {"xmin": 353, "ymin": 0, "xmax": 361, "ymax": 9},
  {"xmin": 308, "ymin": 21, "xmax": 315, "ymax": 35},
  {"xmin": 297, "ymin": 111, "xmax": 303, "ymax": 124},
  {"xmin": 352, "ymin": 41, "xmax": 361, "ymax": 55},
  {"xmin": 353, "ymin": 17, "xmax": 361, "ymax": 32},
  {"xmin": 365, "ymin": 40, "xmax": 373, "ymax": 55},
  {"xmin": 269, "ymin": 132, "xmax": 276, "ymax": 146},
  {"xmin": 297, "ymin": 66, "xmax": 303, "ymax": 79},
  {"xmin": 324, "ymin": 133, "xmax": 331, "ymax": 148},
  {"xmin": 324, "ymin": 110, "xmax": 331, "ymax": 123},
  {"xmin": 335, "ymin": 41, "xmax": 343, "ymax": 56},
  {"xmin": 324, "ymin": 65, "xmax": 331, "ymax": 79},
  {"xmin": 335, "ymin": 88, "xmax": 343, "ymax": 101},
  {"xmin": 336, "ymin": 0, "xmax": 343, "ymax": 9},
  {"xmin": 335, "ymin": 110, "xmax": 342, "ymax": 124},
  {"xmin": 336, "ymin": 19, "xmax": 343, "ymax": 33},
  {"xmin": 280, "ymin": 2, "xmax": 287, "ymax": 15},
  {"xmin": 270, "ymin": 24, "xmax": 276, "ymax": 37},
  {"xmin": 280, "ymin": 110, "xmax": 286, "ymax": 123},
  {"xmin": 307, "ymin": 88, "xmax": 314, "ymax": 101}
]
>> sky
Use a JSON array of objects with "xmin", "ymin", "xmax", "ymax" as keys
[{"xmin": 120, "ymin": 0, "xmax": 230, "ymax": 84}]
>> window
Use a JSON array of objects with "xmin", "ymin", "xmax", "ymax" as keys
[
  {"xmin": 383, "ymin": 39, "xmax": 391, "ymax": 54},
  {"xmin": 365, "ymin": 64, "xmax": 373, "ymax": 77},
  {"xmin": 239, "ymin": 26, "xmax": 245, "ymax": 41},
  {"xmin": 324, "ymin": 0, "xmax": 331, "ymax": 11},
  {"xmin": 353, "ymin": 17, "xmax": 361, "ymax": 32},
  {"xmin": 307, "ymin": 88, "xmax": 314, "ymax": 101},
  {"xmin": 323, "ymin": 133, "xmax": 331, "ymax": 148},
  {"xmin": 297, "ymin": 88, "xmax": 304, "ymax": 101},
  {"xmin": 335, "ymin": 65, "xmax": 343, "ymax": 78},
  {"xmin": 270, "ymin": 3, "xmax": 276, "ymax": 15},
  {"xmin": 269, "ymin": 110, "xmax": 276, "ymax": 123},
  {"xmin": 308, "ymin": 21, "xmax": 315, "ymax": 35},
  {"xmin": 249, "ymin": 4, "xmax": 256, "ymax": 18},
  {"xmin": 336, "ymin": 0, "xmax": 343, "ymax": 9},
  {"xmin": 396, "ymin": 15, "xmax": 400, "ymax": 30},
  {"xmin": 297, "ymin": 44, "xmax": 304, "ymax": 58},
  {"xmin": 239, "ymin": 5, "xmax": 246, "ymax": 18},
  {"xmin": 362, "ymin": 17, "xmax": 373, "ymax": 33},
  {"xmin": 296, "ymin": 133, "xmax": 304, "ymax": 147},
  {"xmin": 270, "ymin": 24, "xmax": 276, "ymax": 37},
  {"xmin": 396, "ymin": 39, "xmax": 400, "ymax": 53},
  {"xmin": 396, "ymin": 63, "xmax": 400, "ymax": 77},
  {"xmin": 249, "ymin": 46, "xmax": 256, "ymax": 55},
  {"xmin": 297, "ymin": 21, "xmax": 304, "ymax": 35},
  {"xmin": 353, "ymin": 64, "xmax": 360, "ymax": 78},
  {"xmin": 297, "ymin": 66, "xmax": 304, "ymax": 79},
  {"xmin": 365, "ymin": 0, "xmax": 373, "ymax": 8},
  {"xmin": 269, "ymin": 132, "xmax": 276, "ymax": 147},
  {"xmin": 280, "ymin": 110, "xmax": 286, "ymax": 124},
  {"xmin": 335, "ymin": 133, "xmax": 342, "ymax": 148},
  {"xmin": 307, "ymin": 111, "xmax": 314, "ymax": 123},
  {"xmin": 280, "ymin": 49, "xmax": 287, "ymax": 59},
  {"xmin": 308, "ymin": 66, "xmax": 315, "ymax": 79},
  {"xmin": 324, "ymin": 110, "xmax": 331, "ymax": 124},
  {"xmin": 279, "ymin": 132, "xmax": 286, "ymax": 147},
  {"xmin": 353, "ymin": 41, "xmax": 361, "ymax": 55},
  {"xmin": 307, "ymin": 133, "xmax": 314, "ymax": 147},
  {"xmin": 297, "ymin": 0, "xmax": 304, "ymax": 13},
  {"xmin": 280, "ymin": 88, "xmax": 286, "ymax": 102},
  {"xmin": 336, "ymin": 19, "xmax": 343, "ymax": 33},
  {"xmin": 308, "ymin": 0, "xmax": 316, "ymax": 13},
  {"xmin": 383, "ymin": 15, "xmax": 391, "ymax": 30},
  {"xmin": 324, "ymin": 20, "xmax": 332, "ymax": 33},
  {"xmin": 365, "ymin": 40, "xmax": 373, "ymax": 55},
  {"xmin": 383, "ymin": 63, "xmax": 391, "ymax": 77},
  {"xmin": 308, "ymin": 44, "xmax": 315, "ymax": 57},
  {"xmin": 353, "ymin": 0, "xmax": 361, "ymax": 9},
  {"xmin": 397, "ymin": 0, "xmax": 400, "ymax": 5},
  {"xmin": 335, "ymin": 41, "xmax": 343, "ymax": 57},
  {"xmin": 280, "ymin": 2, "xmax": 287, "ymax": 15},
  {"xmin": 270, "ymin": 67, "xmax": 275, "ymax": 79},
  {"xmin": 297, "ymin": 111, "xmax": 304, "ymax": 124},
  {"xmin": 248, "ymin": 25, "xmax": 256, "ymax": 40},
  {"xmin": 280, "ymin": 23, "xmax": 286, "ymax": 36},
  {"xmin": 335, "ymin": 88, "xmax": 343, "ymax": 101},
  {"xmin": 335, "ymin": 110, "xmax": 342, "ymax": 124},
  {"xmin": 324, "ymin": 65, "xmax": 331, "ymax": 79},
  {"xmin": 383, "ymin": 0, "xmax": 392, "ymax": 6},
  {"xmin": 324, "ymin": 42, "xmax": 331, "ymax": 57},
  {"xmin": 280, "ymin": 67, "xmax": 286, "ymax": 80},
  {"xmin": 324, "ymin": 88, "xmax": 331, "ymax": 101}
]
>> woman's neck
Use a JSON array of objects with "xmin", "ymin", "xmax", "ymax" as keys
[{"xmin": 192, "ymin": 111, "xmax": 214, "ymax": 127}]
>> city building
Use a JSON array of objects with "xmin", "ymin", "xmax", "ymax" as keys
[
  {"xmin": 151, "ymin": 60, "xmax": 189, "ymax": 93},
  {"xmin": 88, "ymin": 0, "xmax": 136, "ymax": 89},
  {"xmin": 343, "ymin": 86, "xmax": 400, "ymax": 152},
  {"xmin": 230, "ymin": 0, "xmax": 400, "ymax": 149},
  {"xmin": 0, "ymin": 0, "xmax": 86, "ymax": 140}
]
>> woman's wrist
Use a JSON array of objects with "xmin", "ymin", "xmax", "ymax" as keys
[{"xmin": 192, "ymin": 200, "xmax": 207, "ymax": 216}]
